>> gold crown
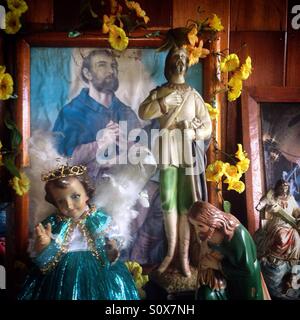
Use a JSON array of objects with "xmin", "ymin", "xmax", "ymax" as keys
[{"xmin": 41, "ymin": 165, "xmax": 87, "ymax": 182}]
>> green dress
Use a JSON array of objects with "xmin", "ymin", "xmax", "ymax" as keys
[
  {"xmin": 18, "ymin": 208, "xmax": 140, "ymax": 300},
  {"xmin": 197, "ymin": 224, "xmax": 264, "ymax": 300}
]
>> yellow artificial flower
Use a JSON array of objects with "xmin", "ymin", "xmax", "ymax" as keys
[
  {"xmin": 108, "ymin": 25, "xmax": 129, "ymax": 51},
  {"xmin": 184, "ymin": 40, "xmax": 210, "ymax": 66},
  {"xmin": 205, "ymin": 103, "xmax": 219, "ymax": 120},
  {"xmin": 227, "ymin": 74, "xmax": 242, "ymax": 102},
  {"xmin": 143, "ymin": 15, "xmax": 150, "ymax": 24},
  {"xmin": 125, "ymin": 0, "xmax": 149, "ymax": 24},
  {"xmin": 223, "ymin": 164, "xmax": 242, "ymax": 183},
  {"xmin": 7, "ymin": 0, "xmax": 28, "ymax": 15},
  {"xmin": 9, "ymin": 172, "xmax": 30, "ymax": 196},
  {"xmin": 226, "ymin": 179, "xmax": 245, "ymax": 193},
  {"xmin": 236, "ymin": 158, "xmax": 250, "ymax": 173},
  {"xmin": 206, "ymin": 160, "xmax": 226, "ymax": 183},
  {"xmin": 187, "ymin": 25, "xmax": 198, "ymax": 46},
  {"xmin": 208, "ymin": 14, "xmax": 224, "ymax": 32},
  {"xmin": 236, "ymin": 56, "xmax": 252, "ymax": 80},
  {"xmin": 5, "ymin": 11, "xmax": 22, "ymax": 34},
  {"xmin": 0, "ymin": 73, "xmax": 14, "ymax": 100},
  {"xmin": 102, "ymin": 14, "xmax": 116, "ymax": 34},
  {"xmin": 0, "ymin": 66, "xmax": 6, "ymax": 75},
  {"xmin": 125, "ymin": 0, "xmax": 141, "ymax": 12},
  {"xmin": 125, "ymin": 260, "xmax": 149, "ymax": 298},
  {"xmin": 235, "ymin": 143, "xmax": 248, "ymax": 161},
  {"xmin": 220, "ymin": 54, "xmax": 240, "ymax": 73}
]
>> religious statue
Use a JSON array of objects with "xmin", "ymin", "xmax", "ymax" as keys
[
  {"xmin": 18, "ymin": 164, "xmax": 140, "ymax": 300},
  {"xmin": 139, "ymin": 46, "xmax": 212, "ymax": 278},
  {"xmin": 188, "ymin": 201, "xmax": 268, "ymax": 300},
  {"xmin": 254, "ymin": 179, "xmax": 300, "ymax": 299}
]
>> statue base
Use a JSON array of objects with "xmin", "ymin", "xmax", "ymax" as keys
[{"xmin": 147, "ymin": 266, "xmax": 198, "ymax": 299}]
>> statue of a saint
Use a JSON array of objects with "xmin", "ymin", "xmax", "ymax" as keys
[
  {"xmin": 139, "ymin": 46, "xmax": 212, "ymax": 277},
  {"xmin": 254, "ymin": 179, "xmax": 300, "ymax": 299}
]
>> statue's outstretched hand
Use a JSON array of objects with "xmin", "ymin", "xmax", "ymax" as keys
[
  {"xmin": 105, "ymin": 239, "xmax": 120, "ymax": 264},
  {"xmin": 34, "ymin": 223, "xmax": 52, "ymax": 254}
]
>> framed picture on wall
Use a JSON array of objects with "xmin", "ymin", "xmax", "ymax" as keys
[
  {"xmin": 12, "ymin": 32, "xmax": 217, "ymax": 267},
  {"xmin": 241, "ymin": 87, "xmax": 300, "ymax": 234}
]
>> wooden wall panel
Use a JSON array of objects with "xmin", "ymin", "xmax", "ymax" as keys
[
  {"xmin": 286, "ymin": 32, "xmax": 300, "ymax": 86},
  {"xmin": 53, "ymin": 0, "xmax": 172, "ymax": 31},
  {"xmin": 173, "ymin": 0, "xmax": 231, "ymax": 95},
  {"xmin": 173, "ymin": 0, "xmax": 229, "ymax": 29},
  {"xmin": 227, "ymin": 29, "xmax": 286, "ymax": 225},
  {"xmin": 139, "ymin": 0, "xmax": 172, "ymax": 29},
  {"xmin": 53, "ymin": 0, "xmax": 81, "ymax": 31},
  {"xmin": 230, "ymin": 31, "xmax": 286, "ymax": 87},
  {"xmin": 24, "ymin": 0, "xmax": 53, "ymax": 25},
  {"xmin": 231, "ymin": 0, "xmax": 287, "ymax": 31}
]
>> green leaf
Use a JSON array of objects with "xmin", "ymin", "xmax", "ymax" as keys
[
  {"xmin": 68, "ymin": 31, "xmax": 81, "ymax": 38},
  {"xmin": 145, "ymin": 31, "xmax": 160, "ymax": 38},
  {"xmin": 223, "ymin": 200, "xmax": 231, "ymax": 213},
  {"xmin": 4, "ymin": 114, "xmax": 15, "ymax": 130},
  {"xmin": 11, "ymin": 128, "xmax": 22, "ymax": 150},
  {"xmin": 4, "ymin": 114, "xmax": 22, "ymax": 149},
  {"xmin": 3, "ymin": 156, "xmax": 20, "ymax": 178}
]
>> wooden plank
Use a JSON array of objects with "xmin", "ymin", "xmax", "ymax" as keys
[
  {"xmin": 173, "ymin": 0, "xmax": 230, "ymax": 51},
  {"xmin": 53, "ymin": 0, "xmax": 80, "ymax": 31},
  {"xmin": 18, "ymin": 31, "xmax": 165, "ymax": 47},
  {"xmin": 248, "ymin": 86, "xmax": 300, "ymax": 101},
  {"xmin": 14, "ymin": 39, "xmax": 31, "ymax": 258},
  {"xmin": 231, "ymin": 0, "xmax": 287, "ymax": 31},
  {"xmin": 286, "ymin": 32, "xmax": 300, "ymax": 86},
  {"xmin": 53, "ymin": 0, "xmax": 172, "ymax": 31},
  {"xmin": 226, "ymin": 31, "xmax": 286, "ymax": 225},
  {"xmin": 241, "ymin": 89, "xmax": 264, "ymax": 234},
  {"xmin": 230, "ymin": 31, "xmax": 286, "ymax": 87},
  {"xmin": 24, "ymin": 0, "xmax": 53, "ymax": 24},
  {"xmin": 173, "ymin": 0, "xmax": 229, "ymax": 27},
  {"xmin": 139, "ymin": 0, "xmax": 172, "ymax": 28}
]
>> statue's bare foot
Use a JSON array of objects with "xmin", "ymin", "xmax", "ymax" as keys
[
  {"xmin": 182, "ymin": 267, "xmax": 191, "ymax": 278},
  {"xmin": 157, "ymin": 256, "xmax": 173, "ymax": 274},
  {"xmin": 181, "ymin": 257, "xmax": 191, "ymax": 277}
]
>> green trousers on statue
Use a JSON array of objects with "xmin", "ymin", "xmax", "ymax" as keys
[{"xmin": 159, "ymin": 166, "xmax": 194, "ymax": 215}]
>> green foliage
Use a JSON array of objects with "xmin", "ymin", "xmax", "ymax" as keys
[
  {"xmin": 3, "ymin": 154, "xmax": 20, "ymax": 178},
  {"xmin": 4, "ymin": 113, "xmax": 22, "ymax": 151},
  {"xmin": 223, "ymin": 200, "xmax": 231, "ymax": 213},
  {"xmin": 68, "ymin": 31, "xmax": 81, "ymax": 38}
]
